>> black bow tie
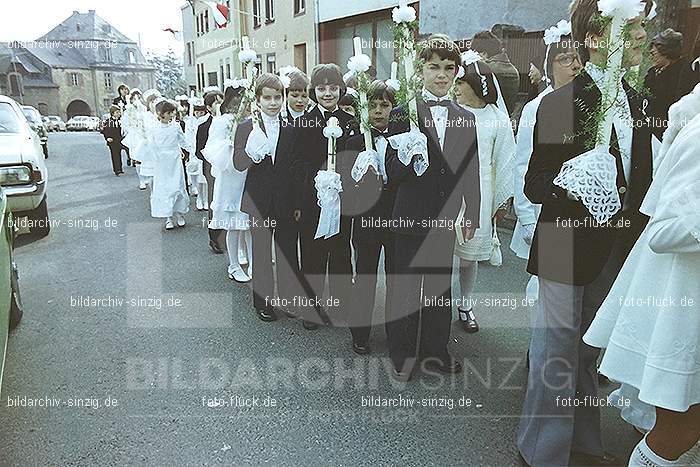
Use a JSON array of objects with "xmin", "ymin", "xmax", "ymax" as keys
[
  {"xmin": 322, "ymin": 110, "xmax": 338, "ymax": 122},
  {"xmin": 371, "ymin": 128, "xmax": 388, "ymax": 139},
  {"xmin": 426, "ymin": 100, "xmax": 451, "ymax": 108}
]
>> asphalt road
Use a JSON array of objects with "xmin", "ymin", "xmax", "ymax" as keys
[{"xmin": 0, "ymin": 131, "xmax": 641, "ymax": 466}]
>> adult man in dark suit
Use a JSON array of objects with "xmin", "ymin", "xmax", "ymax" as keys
[
  {"xmin": 233, "ymin": 74, "xmax": 301, "ymax": 323},
  {"xmin": 517, "ymin": 1, "xmax": 654, "ymax": 465},
  {"xmin": 291, "ymin": 64, "xmax": 355, "ymax": 330},
  {"xmin": 196, "ymin": 90, "xmax": 225, "ymax": 254},
  {"xmin": 385, "ymin": 35, "xmax": 480, "ymax": 380},
  {"xmin": 113, "ymin": 84, "xmax": 130, "ymax": 108}
]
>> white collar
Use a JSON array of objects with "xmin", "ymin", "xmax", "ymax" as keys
[
  {"xmin": 585, "ymin": 62, "xmax": 624, "ymax": 89},
  {"xmin": 261, "ymin": 112, "xmax": 280, "ymax": 125},
  {"xmin": 288, "ymin": 106, "xmax": 304, "ymax": 119},
  {"xmin": 422, "ymin": 88, "xmax": 451, "ymax": 102}
]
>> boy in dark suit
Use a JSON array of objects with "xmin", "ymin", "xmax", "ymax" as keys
[
  {"xmin": 386, "ymin": 34, "xmax": 481, "ymax": 380},
  {"xmin": 291, "ymin": 64, "xmax": 355, "ymax": 330},
  {"xmin": 233, "ymin": 73, "xmax": 301, "ymax": 323},
  {"xmin": 340, "ymin": 80, "xmax": 398, "ymax": 355},
  {"xmin": 517, "ymin": 1, "xmax": 654, "ymax": 465},
  {"xmin": 101, "ymin": 105, "xmax": 125, "ymax": 176}
]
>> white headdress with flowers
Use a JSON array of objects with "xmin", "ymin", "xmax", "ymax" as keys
[{"xmin": 542, "ymin": 20, "xmax": 572, "ymax": 84}]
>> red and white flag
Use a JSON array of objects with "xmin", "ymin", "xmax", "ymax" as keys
[{"xmin": 205, "ymin": 1, "xmax": 229, "ymax": 28}]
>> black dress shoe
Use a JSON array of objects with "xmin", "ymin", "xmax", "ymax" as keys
[
  {"xmin": 352, "ymin": 341, "xmax": 370, "ymax": 355},
  {"xmin": 391, "ymin": 367, "xmax": 412, "ymax": 382},
  {"xmin": 423, "ymin": 357, "xmax": 463, "ymax": 374},
  {"xmin": 282, "ymin": 309, "xmax": 298, "ymax": 319},
  {"xmin": 209, "ymin": 240, "xmax": 224, "ymax": 255},
  {"xmin": 569, "ymin": 451, "xmax": 619, "ymax": 465},
  {"xmin": 256, "ymin": 307, "xmax": 277, "ymax": 322},
  {"xmin": 458, "ymin": 309, "xmax": 479, "ymax": 333},
  {"xmin": 302, "ymin": 320, "xmax": 319, "ymax": 330}
]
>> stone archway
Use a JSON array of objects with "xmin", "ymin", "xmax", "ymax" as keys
[{"xmin": 66, "ymin": 100, "xmax": 92, "ymax": 119}]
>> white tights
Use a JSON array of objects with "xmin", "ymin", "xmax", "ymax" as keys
[{"xmin": 226, "ymin": 230, "xmax": 252, "ymax": 275}]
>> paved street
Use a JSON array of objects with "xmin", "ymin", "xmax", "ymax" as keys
[{"xmin": 0, "ymin": 131, "xmax": 641, "ymax": 466}]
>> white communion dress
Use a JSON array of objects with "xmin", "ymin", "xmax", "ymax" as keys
[{"xmin": 149, "ymin": 121, "xmax": 190, "ymax": 218}]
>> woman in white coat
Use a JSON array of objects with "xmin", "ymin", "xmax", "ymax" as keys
[
  {"xmin": 453, "ymin": 54, "xmax": 516, "ymax": 333},
  {"xmin": 584, "ymin": 84, "xmax": 700, "ymax": 466}
]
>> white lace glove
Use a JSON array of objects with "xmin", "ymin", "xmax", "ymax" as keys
[
  {"xmin": 245, "ymin": 125, "xmax": 272, "ymax": 163},
  {"xmin": 553, "ymin": 147, "xmax": 621, "ymax": 224},
  {"xmin": 351, "ymin": 150, "xmax": 381, "ymax": 182},
  {"xmin": 522, "ymin": 223, "xmax": 536, "ymax": 246},
  {"xmin": 388, "ymin": 127, "xmax": 429, "ymax": 176}
]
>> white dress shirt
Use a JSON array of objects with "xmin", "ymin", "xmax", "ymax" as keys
[
  {"xmin": 261, "ymin": 112, "xmax": 280, "ymax": 163},
  {"xmin": 372, "ymin": 127, "xmax": 389, "ymax": 183},
  {"xmin": 288, "ymin": 106, "xmax": 305, "ymax": 120},
  {"xmin": 585, "ymin": 62, "xmax": 633, "ymax": 185},
  {"xmin": 422, "ymin": 88, "xmax": 449, "ymax": 150}
]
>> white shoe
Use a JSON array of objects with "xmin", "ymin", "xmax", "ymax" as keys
[
  {"xmin": 238, "ymin": 247, "xmax": 248, "ymax": 266},
  {"xmin": 139, "ymin": 183, "xmax": 147, "ymax": 190},
  {"xmin": 196, "ymin": 197, "xmax": 204, "ymax": 211},
  {"xmin": 191, "ymin": 186, "xmax": 199, "ymax": 196},
  {"xmin": 176, "ymin": 214, "xmax": 186, "ymax": 227},
  {"xmin": 228, "ymin": 268, "xmax": 251, "ymax": 283},
  {"xmin": 165, "ymin": 218, "xmax": 175, "ymax": 230}
]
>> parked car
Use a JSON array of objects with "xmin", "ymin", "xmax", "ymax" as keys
[
  {"xmin": 42, "ymin": 116, "xmax": 54, "ymax": 131},
  {"xmin": 45, "ymin": 116, "xmax": 66, "ymax": 132},
  {"xmin": 0, "ymin": 186, "xmax": 23, "ymax": 394},
  {"xmin": 0, "ymin": 95, "xmax": 50, "ymax": 239},
  {"xmin": 21, "ymin": 106, "xmax": 48, "ymax": 159},
  {"xmin": 66, "ymin": 115, "xmax": 100, "ymax": 132}
]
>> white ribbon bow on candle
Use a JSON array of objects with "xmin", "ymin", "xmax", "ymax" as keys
[{"xmin": 314, "ymin": 171, "xmax": 343, "ymax": 239}]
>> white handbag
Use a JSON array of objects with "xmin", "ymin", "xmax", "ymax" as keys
[{"xmin": 489, "ymin": 222, "xmax": 503, "ymax": 266}]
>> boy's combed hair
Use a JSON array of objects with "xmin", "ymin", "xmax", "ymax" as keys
[
  {"xmin": 309, "ymin": 63, "xmax": 347, "ymax": 102},
  {"xmin": 367, "ymin": 80, "xmax": 396, "ymax": 106},
  {"xmin": 470, "ymin": 31, "xmax": 502, "ymax": 57},
  {"xmin": 418, "ymin": 34, "xmax": 461, "ymax": 68},
  {"xmin": 287, "ymin": 70, "xmax": 310, "ymax": 92},
  {"xmin": 109, "ymin": 105, "xmax": 121, "ymax": 115},
  {"xmin": 255, "ymin": 73, "xmax": 284, "ymax": 97},
  {"xmin": 203, "ymin": 90, "xmax": 224, "ymax": 108},
  {"xmin": 155, "ymin": 99, "xmax": 177, "ymax": 115},
  {"xmin": 570, "ymin": 0, "xmax": 652, "ymax": 63}
]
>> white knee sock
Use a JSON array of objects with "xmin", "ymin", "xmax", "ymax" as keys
[
  {"xmin": 241, "ymin": 230, "xmax": 252, "ymax": 276},
  {"xmin": 198, "ymin": 182, "xmax": 208, "ymax": 206},
  {"xmin": 629, "ymin": 436, "xmax": 685, "ymax": 467},
  {"xmin": 226, "ymin": 230, "xmax": 240, "ymax": 274}
]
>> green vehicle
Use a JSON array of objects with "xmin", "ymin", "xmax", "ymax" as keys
[{"xmin": 0, "ymin": 186, "xmax": 23, "ymax": 394}]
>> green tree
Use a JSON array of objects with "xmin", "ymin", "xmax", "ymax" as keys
[{"xmin": 147, "ymin": 48, "xmax": 188, "ymax": 98}]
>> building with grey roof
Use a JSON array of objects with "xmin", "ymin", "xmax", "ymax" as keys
[{"xmin": 1, "ymin": 10, "xmax": 155, "ymax": 119}]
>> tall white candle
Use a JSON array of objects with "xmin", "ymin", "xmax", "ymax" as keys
[{"xmin": 327, "ymin": 117, "xmax": 339, "ymax": 172}]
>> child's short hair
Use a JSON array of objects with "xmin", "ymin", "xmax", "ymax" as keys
[
  {"xmin": 309, "ymin": 64, "xmax": 347, "ymax": 103},
  {"xmin": 470, "ymin": 31, "xmax": 503, "ymax": 57},
  {"xmin": 367, "ymin": 80, "xmax": 396, "ymax": 106},
  {"xmin": 203, "ymin": 90, "xmax": 224, "ymax": 108},
  {"xmin": 458, "ymin": 60, "xmax": 499, "ymax": 105},
  {"xmin": 418, "ymin": 34, "xmax": 461, "ymax": 68},
  {"xmin": 109, "ymin": 105, "xmax": 122, "ymax": 116},
  {"xmin": 570, "ymin": 0, "xmax": 652, "ymax": 63},
  {"xmin": 155, "ymin": 100, "xmax": 177, "ymax": 115},
  {"xmin": 117, "ymin": 84, "xmax": 130, "ymax": 94},
  {"xmin": 287, "ymin": 71, "xmax": 310, "ymax": 92},
  {"xmin": 255, "ymin": 73, "xmax": 284, "ymax": 98},
  {"xmin": 338, "ymin": 93, "xmax": 356, "ymax": 108}
]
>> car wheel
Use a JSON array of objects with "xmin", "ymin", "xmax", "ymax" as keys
[
  {"xmin": 27, "ymin": 197, "xmax": 50, "ymax": 239},
  {"xmin": 9, "ymin": 262, "xmax": 22, "ymax": 330}
]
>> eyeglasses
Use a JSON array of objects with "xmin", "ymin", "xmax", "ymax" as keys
[{"xmin": 554, "ymin": 53, "xmax": 582, "ymax": 68}]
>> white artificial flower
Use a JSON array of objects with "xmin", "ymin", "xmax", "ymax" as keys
[
  {"xmin": 224, "ymin": 79, "xmax": 242, "ymax": 90},
  {"xmin": 323, "ymin": 125, "xmax": 343, "ymax": 139},
  {"xmin": 347, "ymin": 53, "xmax": 372, "ymax": 74},
  {"xmin": 597, "ymin": 0, "xmax": 645, "ymax": 20},
  {"xmin": 237, "ymin": 78, "xmax": 251, "ymax": 89},
  {"xmin": 385, "ymin": 78, "xmax": 401, "ymax": 92},
  {"xmin": 456, "ymin": 65, "xmax": 465, "ymax": 79},
  {"xmin": 279, "ymin": 65, "xmax": 301, "ymax": 77},
  {"xmin": 238, "ymin": 48, "xmax": 257, "ymax": 63},
  {"xmin": 392, "ymin": 4, "xmax": 416, "ymax": 24},
  {"xmin": 556, "ymin": 20, "xmax": 572, "ymax": 36},
  {"xmin": 461, "ymin": 50, "xmax": 481, "ymax": 66}
]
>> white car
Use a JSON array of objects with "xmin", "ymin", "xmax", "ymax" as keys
[
  {"xmin": 0, "ymin": 95, "xmax": 50, "ymax": 238},
  {"xmin": 66, "ymin": 116, "xmax": 100, "ymax": 132}
]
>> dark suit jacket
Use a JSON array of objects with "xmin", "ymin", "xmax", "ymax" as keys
[
  {"xmin": 386, "ymin": 101, "xmax": 481, "ymax": 237},
  {"xmin": 340, "ymin": 133, "xmax": 397, "ymax": 243},
  {"xmin": 233, "ymin": 116, "xmax": 298, "ymax": 223},
  {"xmin": 290, "ymin": 106, "xmax": 355, "ymax": 228},
  {"xmin": 195, "ymin": 115, "xmax": 213, "ymax": 162},
  {"xmin": 113, "ymin": 96, "xmax": 127, "ymax": 107},
  {"xmin": 101, "ymin": 118, "xmax": 123, "ymax": 146},
  {"xmin": 525, "ymin": 71, "xmax": 653, "ymax": 285}
]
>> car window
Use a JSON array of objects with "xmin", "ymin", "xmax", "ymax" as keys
[
  {"xmin": 21, "ymin": 108, "xmax": 41, "ymax": 124},
  {"xmin": 0, "ymin": 103, "xmax": 22, "ymax": 133}
]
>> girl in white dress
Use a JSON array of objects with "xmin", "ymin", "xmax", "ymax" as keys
[
  {"xmin": 134, "ymin": 89, "xmax": 162, "ymax": 191},
  {"xmin": 453, "ymin": 57, "xmax": 516, "ymax": 333},
  {"xmin": 122, "ymin": 89, "xmax": 151, "ymax": 190},
  {"xmin": 149, "ymin": 99, "xmax": 189, "ymax": 230},
  {"xmin": 184, "ymin": 98, "xmax": 209, "ymax": 211},
  {"xmin": 584, "ymin": 85, "xmax": 700, "ymax": 466},
  {"xmin": 202, "ymin": 86, "xmax": 252, "ymax": 283}
]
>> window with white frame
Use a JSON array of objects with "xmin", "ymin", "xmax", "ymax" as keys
[
  {"xmin": 294, "ymin": 0, "xmax": 305, "ymax": 15},
  {"xmin": 104, "ymin": 72, "xmax": 113, "ymax": 90},
  {"xmin": 253, "ymin": 0, "xmax": 261, "ymax": 28},
  {"xmin": 265, "ymin": 0, "xmax": 275, "ymax": 23}
]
